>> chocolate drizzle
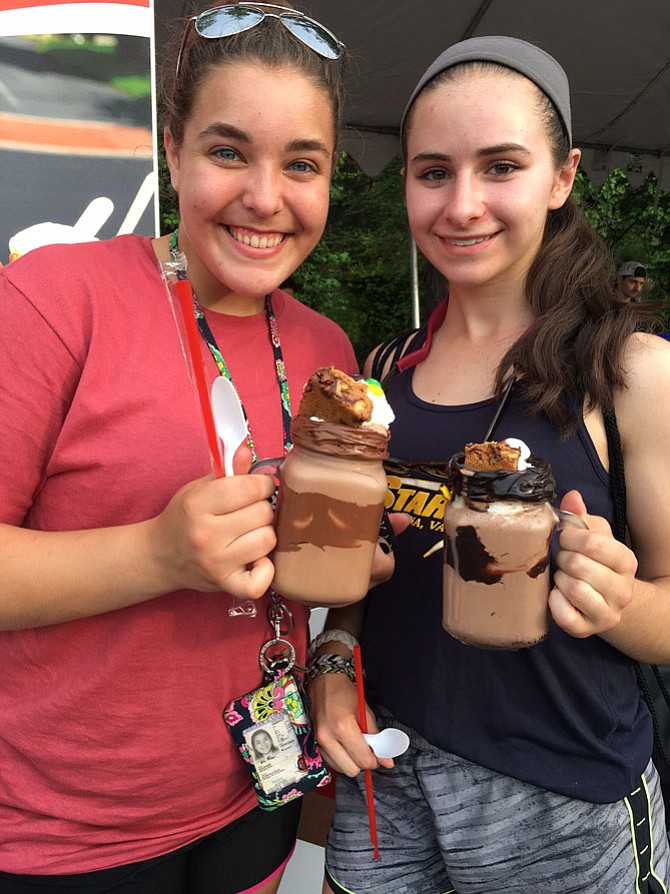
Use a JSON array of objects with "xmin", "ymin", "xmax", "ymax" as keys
[
  {"xmin": 291, "ymin": 414, "xmax": 389, "ymax": 460},
  {"xmin": 448, "ymin": 452, "xmax": 556, "ymax": 504},
  {"xmin": 445, "ymin": 527, "xmax": 502, "ymax": 583}
]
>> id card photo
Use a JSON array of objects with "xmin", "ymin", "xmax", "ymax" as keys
[{"xmin": 244, "ymin": 714, "xmax": 306, "ymax": 795}]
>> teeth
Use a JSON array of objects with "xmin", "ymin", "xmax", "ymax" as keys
[
  {"xmin": 447, "ymin": 235, "xmax": 492, "ymax": 246},
  {"xmin": 229, "ymin": 228, "xmax": 283, "ymax": 248}
]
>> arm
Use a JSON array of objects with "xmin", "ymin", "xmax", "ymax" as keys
[
  {"xmin": 550, "ymin": 334, "xmax": 670, "ymax": 662},
  {"xmin": 0, "ymin": 447, "xmax": 276, "ymax": 630},
  {"xmin": 309, "ymin": 342, "xmax": 409, "ymax": 773},
  {"xmin": 307, "ymin": 602, "xmax": 390, "ymax": 776}
]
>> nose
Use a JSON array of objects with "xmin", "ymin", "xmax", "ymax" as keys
[
  {"xmin": 444, "ymin": 171, "xmax": 485, "ymax": 225},
  {"xmin": 241, "ymin": 166, "xmax": 284, "ymax": 218}
]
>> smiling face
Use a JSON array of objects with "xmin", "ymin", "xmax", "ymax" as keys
[
  {"xmin": 404, "ymin": 69, "xmax": 579, "ymax": 300},
  {"xmin": 165, "ymin": 60, "xmax": 336, "ymax": 313}
]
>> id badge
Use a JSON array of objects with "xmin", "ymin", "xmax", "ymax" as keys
[{"xmin": 223, "ymin": 672, "xmax": 331, "ymax": 810}]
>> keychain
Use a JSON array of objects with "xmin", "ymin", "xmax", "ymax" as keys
[{"xmin": 223, "ymin": 593, "xmax": 331, "ymax": 810}]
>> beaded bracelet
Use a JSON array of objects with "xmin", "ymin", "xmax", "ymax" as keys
[
  {"xmin": 308, "ymin": 628, "xmax": 359, "ymax": 660},
  {"xmin": 304, "ymin": 653, "xmax": 356, "ymax": 687}
]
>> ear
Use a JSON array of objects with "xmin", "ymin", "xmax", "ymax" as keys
[
  {"xmin": 164, "ymin": 127, "xmax": 180, "ymax": 192},
  {"xmin": 548, "ymin": 148, "xmax": 581, "ymax": 210}
]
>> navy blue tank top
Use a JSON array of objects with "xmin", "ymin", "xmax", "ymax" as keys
[{"xmin": 362, "ymin": 368, "xmax": 651, "ymax": 802}]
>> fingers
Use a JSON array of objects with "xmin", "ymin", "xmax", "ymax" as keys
[
  {"xmin": 370, "ymin": 542, "xmax": 395, "ymax": 588},
  {"xmin": 389, "ymin": 512, "xmax": 411, "ymax": 537},
  {"xmin": 187, "ymin": 471, "xmax": 275, "ymax": 514},
  {"xmin": 551, "ymin": 494, "xmax": 637, "ymax": 637},
  {"xmin": 232, "ymin": 443, "xmax": 254, "ymax": 476},
  {"xmin": 224, "ymin": 555, "xmax": 276, "ymax": 602},
  {"xmin": 558, "ymin": 488, "xmax": 588, "ymax": 520},
  {"xmin": 308, "ymin": 674, "xmax": 385, "ymax": 777},
  {"xmin": 153, "ymin": 472, "xmax": 277, "ymax": 594},
  {"xmin": 370, "ymin": 512, "xmax": 410, "ymax": 587}
]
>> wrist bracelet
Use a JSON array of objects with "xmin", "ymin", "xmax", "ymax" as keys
[
  {"xmin": 305, "ymin": 653, "xmax": 356, "ymax": 687},
  {"xmin": 308, "ymin": 628, "xmax": 359, "ymax": 660}
]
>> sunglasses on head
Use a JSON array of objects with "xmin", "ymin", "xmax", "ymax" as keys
[{"xmin": 176, "ymin": 3, "xmax": 345, "ymax": 81}]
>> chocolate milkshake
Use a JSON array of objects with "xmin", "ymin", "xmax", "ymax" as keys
[
  {"xmin": 443, "ymin": 439, "xmax": 561, "ymax": 649},
  {"xmin": 270, "ymin": 367, "xmax": 393, "ymax": 606}
]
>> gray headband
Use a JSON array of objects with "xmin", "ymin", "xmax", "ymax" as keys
[{"xmin": 401, "ymin": 35, "xmax": 572, "ymax": 147}]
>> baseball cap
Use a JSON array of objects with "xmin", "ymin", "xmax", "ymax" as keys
[{"xmin": 617, "ymin": 261, "xmax": 647, "ymax": 278}]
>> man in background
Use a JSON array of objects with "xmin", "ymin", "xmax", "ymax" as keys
[{"xmin": 615, "ymin": 260, "xmax": 647, "ymax": 303}]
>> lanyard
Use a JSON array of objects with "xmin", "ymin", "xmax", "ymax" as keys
[{"xmin": 169, "ymin": 230, "xmax": 293, "ymax": 460}]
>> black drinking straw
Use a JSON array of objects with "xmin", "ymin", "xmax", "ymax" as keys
[{"xmin": 482, "ymin": 375, "xmax": 517, "ymax": 442}]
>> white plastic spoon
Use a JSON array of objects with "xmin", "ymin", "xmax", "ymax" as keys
[
  {"xmin": 211, "ymin": 376, "xmax": 249, "ymax": 477},
  {"xmin": 363, "ymin": 728, "xmax": 410, "ymax": 760}
]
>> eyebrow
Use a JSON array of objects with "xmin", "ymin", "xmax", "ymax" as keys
[
  {"xmin": 410, "ymin": 143, "xmax": 531, "ymax": 164},
  {"xmin": 198, "ymin": 124, "xmax": 331, "ymax": 156},
  {"xmin": 285, "ymin": 138, "xmax": 331, "ymax": 156},
  {"xmin": 199, "ymin": 122, "xmax": 250, "ymax": 142}
]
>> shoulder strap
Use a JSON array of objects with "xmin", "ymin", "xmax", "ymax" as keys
[
  {"xmin": 606, "ymin": 408, "xmax": 670, "ymax": 767},
  {"xmin": 603, "ymin": 409, "xmax": 627, "ymax": 543},
  {"xmin": 370, "ymin": 325, "xmax": 428, "ymax": 388}
]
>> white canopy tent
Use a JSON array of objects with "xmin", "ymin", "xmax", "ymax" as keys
[
  {"xmin": 155, "ymin": 0, "xmax": 670, "ymax": 186},
  {"xmin": 154, "ymin": 0, "xmax": 670, "ymax": 325}
]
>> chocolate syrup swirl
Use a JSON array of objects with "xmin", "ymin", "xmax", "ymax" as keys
[
  {"xmin": 291, "ymin": 414, "xmax": 389, "ymax": 460},
  {"xmin": 445, "ymin": 526, "xmax": 550, "ymax": 583},
  {"xmin": 447, "ymin": 453, "xmax": 556, "ymax": 504}
]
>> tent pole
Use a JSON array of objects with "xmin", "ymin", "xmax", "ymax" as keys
[{"xmin": 410, "ymin": 234, "xmax": 420, "ymax": 327}]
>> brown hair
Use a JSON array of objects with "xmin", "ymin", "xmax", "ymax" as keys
[
  {"xmin": 404, "ymin": 62, "xmax": 640, "ymax": 436},
  {"xmin": 159, "ymin": 1, "xmax": 347, "ymax": 147}
]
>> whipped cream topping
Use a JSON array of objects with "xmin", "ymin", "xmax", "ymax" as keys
[
  {"xmin": 504, "ymin": 438, "xmax": 531, "ymax": 471},
  {"xmin": 363, "ymin": 378, "xmax": 395, "ymax": 429}
]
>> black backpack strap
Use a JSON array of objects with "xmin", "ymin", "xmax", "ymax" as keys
[
  {"xmin": 370, "ymin": 324, "xmax": 428, "ymax": 388},
  {"xmin": 604, "ymin": 409, "xmax": 627, "ymax": 543},
  {"xmin": 605, "ymin": 408, "xmax": 670, "ymax": 767}
]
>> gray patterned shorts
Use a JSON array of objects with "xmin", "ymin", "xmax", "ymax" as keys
[{"xmin": 325, "ymin": 709, "xmax": 670, "ymax": 894}]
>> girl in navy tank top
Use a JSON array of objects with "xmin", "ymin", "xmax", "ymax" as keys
[{"xmin": 308, "ymin": 35, "xmax": 670, "ymax": 894}]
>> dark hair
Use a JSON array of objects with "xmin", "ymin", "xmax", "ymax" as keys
[
  {"xmin": 404, "ymin": 61, "xmax": 640, "ymax": 436},
  {"xmin": 159, "ymin": 1, "xmax": 347, "ymax": 147}
]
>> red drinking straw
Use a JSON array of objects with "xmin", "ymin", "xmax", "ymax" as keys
[
  {"xmin": 173, "ymin": 278, "xmax": 225, "ymax": 479},
  {"xmin": 353, "ymin": 644, "xmax": 380, "ymax": 860}
]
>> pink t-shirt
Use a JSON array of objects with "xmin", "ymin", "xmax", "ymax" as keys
[{"xmin": 0, "ymin": 235, "xmax": 357, "ymax": 873}]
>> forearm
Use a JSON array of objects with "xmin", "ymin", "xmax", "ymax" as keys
[
  {"xmin": 600, "ymin": 576, "xmax": 670, "ymax": 664},
  {"xmin": 313, "ymin": 602, "xmax": 366, "ymax": 655},
  {"xmin": 0, "ymin": 520, "xmax": 170, "ymax": 630}
]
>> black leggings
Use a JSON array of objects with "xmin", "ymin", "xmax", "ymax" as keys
[{"xmin": 0, "ymin": 801, "xmax": 301, "ymax": 894}]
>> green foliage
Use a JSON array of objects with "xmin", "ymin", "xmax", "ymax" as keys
[
  {"xmin": 110, "ymin": 75, "xmax": 152, "ymax": 100},
  {"xmin": 27, "ymin": 35, "xmax": 116, "ymax": 54},
  {"xmin": 573, "ymin": 168, "xmax": 670, "ymax": 328},
  {"xmin": 157, "ymin": 136, "xmax": 180, "ymax": 235},
  {"xmin": 294, "ymin": 154, "xmax": 419, "ymax": 364}
]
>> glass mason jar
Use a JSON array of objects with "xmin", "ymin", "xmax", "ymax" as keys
[
  {"xmin": 268, "ymin": 415, "xmax": 389, "ymax": 606},
  {"xmin": 442, "ymin": 452, "xmax": 585, "ymax": 650}
]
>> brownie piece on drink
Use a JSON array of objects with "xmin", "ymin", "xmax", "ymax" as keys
[{"xmin": 298, "ymin": 366, "xmax": 372, "ymax": 426}]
